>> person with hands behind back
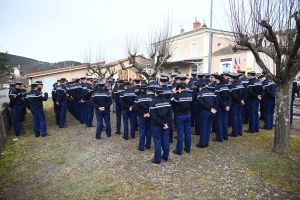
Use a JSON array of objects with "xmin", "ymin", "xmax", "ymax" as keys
[
  {"xmin": 195, "ymin": 83, "xmax": 218, "ymax": 148},
  {"xmin": 149, "ymin": 86, "xmax": 172, "ymax": 164}
]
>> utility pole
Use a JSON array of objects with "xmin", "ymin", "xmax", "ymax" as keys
[{"xmin": 208, "ymin": 0, "xmax": 213, "ymax": 73}]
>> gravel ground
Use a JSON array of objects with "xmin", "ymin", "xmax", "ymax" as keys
[{"xmin": 1, "ymin": 101, "xmax": 300, "ymax": 199}]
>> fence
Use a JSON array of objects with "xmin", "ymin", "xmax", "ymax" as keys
[{"xmin": 0, "ymin": 104, "xmax": 11, "ymax": 153}]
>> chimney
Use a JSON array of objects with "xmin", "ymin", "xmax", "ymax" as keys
[
  {"xmin": 202, "ymin": 19, "xmax": 207, "ymax": 28},
  {"xmin": 180, "ymin": 27, "xmax": 184, "ymax": 34},
  {"xmin": 193, "ymin": 17, "xmax": 201, "ymax": 29}
]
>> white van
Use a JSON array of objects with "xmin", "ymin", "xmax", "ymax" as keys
[{"xmin": 2, "ymin": 83, "xmax": 9, "ymax": 89}]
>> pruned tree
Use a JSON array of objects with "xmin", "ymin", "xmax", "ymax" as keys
[
  {"xmin": 121, "ymin": 17, "xmax": 173, "ymax": 80},
  {"xmin": 82, "ymin": 48, "xmax": 117, "ymax": 79},
  {"xmin": 226, "ymin": 0, "xmax": 300, "ymax": 154}
]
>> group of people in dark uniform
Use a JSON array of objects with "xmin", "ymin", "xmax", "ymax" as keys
[
  {"xmin": 7, "ymin": 69, "xmax": 299, "ymax": 164},
  {"xmin": 8, "ymin": 81, "xmax": 49, "ymax": 137}
]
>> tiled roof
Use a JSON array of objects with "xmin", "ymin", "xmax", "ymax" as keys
[
  {"xmin": 212, "ymin": 46, "xmax": 245, "ymax": 56},
  {"xmin": 27, "ymin": 62, "xmax": 105, "ymax": 77}
]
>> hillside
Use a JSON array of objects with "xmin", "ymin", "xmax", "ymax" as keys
[{"xmin": 6, "ymin": 54, "xmax": 81, "ymax": 75}]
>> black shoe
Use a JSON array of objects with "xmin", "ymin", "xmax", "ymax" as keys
[
  {"xmin": 184, "ymin": 148, "xmax": 190, "ymax": 153},
  {"xmin": 115, "ymin": 132, "xmax": 121, "ymax": 134},
  {"xmin": 224, "ymin": 138, "xmax": 228, "ymax": 140},
  {"xmin": 192, "ymin": 133, "xmax": 200, "ymax": 135},
  {"xmin": 107, "ymin": 135, "xmax": 111, "ymax": 137},
  {"xmin": 95, "ymin": 137, "xmax": 101, "ymax": 140},
  {"xmin": 174, "ymin": 136, "xmax": 177, "ymax": 139},
  {"xmin": 137, "ymin": 148, "xmax": 144, "ymax": 151},
  {"xmin": 59, "ymin": 125, "xmax": 68, "ymax": 128},
  {"xmin": 195, "ymin": 143, "xmax": 205, "ymax": 148},
  {"xmin": 260, "ymin": 127, "xmax": 268, "ymax": 130},
  {"xmin": 228, "ymin": 134, "xmax": 237, "ymax": 137},
  {"xmin": 206, "ymin": 144, "xmax": 209, "ymax": 147},
  {"xmin": 42, "ymin": 134, "xmax": 50, "ymax": 137},
  {"xmin": 162, "ymin": 157, "xmax": 168, "ymax": 161},
  {"xmin": 151, "ymin": 159, "xmax": 161, "ymax": 164},
  {"xmin": 244, "ymin": 130, "xmax": 254, "ymax": 133},
  {"xmin": 170, "ymin": 140, "xmax": 173, "ymax": 143},
  {"xmin": 145, "ymin": 146, "xmax": 150, "ymax": 149},
  {"xmin": 172, "ymin": 150, "xmax": 182, "ymax": 155},
  {"xmin": 122, "ymin": 136, "xmax": 128, "ymax": 140},
  {"xmin": 80, "ymin": 122, "xmax": 84, "ymax": 124},
  {"xmin": 87, "ymin": 125, "xmax": 95, "ymax": 127},
  {"xmin": 131, "ymin": 136, "xmax": 135, "ymax": 139},
  {"xmin": 213, "ymin": 139, "xmax": 223, "ymax": 142}
]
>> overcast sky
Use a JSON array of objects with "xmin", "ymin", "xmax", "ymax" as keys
[{"xmin": 0, "ymin": 0, "xmax": 230, "ymax": 63}]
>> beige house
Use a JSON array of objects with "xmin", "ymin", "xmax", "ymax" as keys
[{"xmin": 159, "ymin": 18, "xmax": 276, "ymax": 76}]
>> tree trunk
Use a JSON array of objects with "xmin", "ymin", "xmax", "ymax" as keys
[{"xmin": 273, "ymin": 83, "xmax": 291, "ymax": 154}]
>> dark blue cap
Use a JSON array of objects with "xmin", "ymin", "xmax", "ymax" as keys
[{"xmin": 155, "ymin": 86, "xmax": 164, "ymax": 92}]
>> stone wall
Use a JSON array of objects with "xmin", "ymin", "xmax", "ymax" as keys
[{"xmin": 0, "ymin": 104, "xmax": 11, "ymax": 153}]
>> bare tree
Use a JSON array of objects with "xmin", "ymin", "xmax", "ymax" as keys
[
  {"xmin": 82, "ymin": 48, "xmax": 117, "ymax": 79},
  {"xmin": 226, "ymin": 0, "xmax": 300, "ymax": 154},
  {"xmin": 121, "ymin": 17, "xmax": 173, "ymax": 80}
]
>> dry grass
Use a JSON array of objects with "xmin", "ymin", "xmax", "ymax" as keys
[{"xmin": 0, "ymin": 100, "xmax": 299, "ymax": 199}]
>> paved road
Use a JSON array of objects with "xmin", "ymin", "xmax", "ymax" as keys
[{"xmin": 0, "ymin": 89, "xmax": 9, "ymax": 105}]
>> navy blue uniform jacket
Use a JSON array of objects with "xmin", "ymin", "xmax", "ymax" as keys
[
  {"xmin": 120, "ymin": 88, "xmax": 137, "ymax": 110},
  {"xmin": 133, "ymin": 92, "xmax": 153, "ymax": 117},
  {"xmin": 171, "ymin": 90, "xmax": 193, "ymax": 115},
  {"xmin": 197, "ymin": 88, "xmax": 218, "ymax": 112},
  {"xmin": 149, "ymin": 97, "xmax": 172, "ymax": 127},
  {"xmin": 25, "ymin": 90, "xmax": 48, "ymax": 110},
  {"xmin": 90, "ymin": 89, "xmax": 112, "ymax": 110}
]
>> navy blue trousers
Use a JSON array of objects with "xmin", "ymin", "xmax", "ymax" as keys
[
  {"xmin": 59, "ymin": 101, "xmax": 67, "ymax": 127},
  {"xmin": 199, "ymin": 110, "xmax": 215, "ymax": 147},
  {"xmin": 216, "ymin": 104, "xmax": 229, "ymax": 141},
  {"xmin": 152, "ymin": 126, "xmax": 170, "ymax": 163},
  {"xmin": 248, "ymin": 99, "xmax": 260, "ymax": 132},
  {"xmin": 54, "ymin": 102, "xmax": 60, "ymax": 125},
  {"xmin": 290, "ymin": 97, "xmax": 295, "ymax": 124},
  {"xmin": 12, "ymin": 106, "xmax": 22, "ymax": 136},
  {"xmin": 85, "ymin": 100, "xmax": 94, "ymax": 127},
  {"xmin": 190, "ymin": 102, "xmax": 195, "ymax": 127},
  {"xmin": 115, "ymin": 104, "xmax": 122, "ymax": 133},
  {"xmin": 31, "ymin": 109, "xmax": 47, "ymax": 137},
  {"xmin": 79, "ymin": 102, "xmax": 86, "ymax": 124},
  {"xmin": 95, "ymin": 109, "xmax": 111, "ymax": 139},
  {"xmin": 175, "ymin": 114, "xmax": 191, "ymax": 154},
  {"xmin": 264, "ymin": 99, "xmax": 275, "ymax": 129},
  {"xmin": 122, "ymin": 109, "xmax": 136, "ymax": 139},
  {"xmin": 242, "ymin": 99, "xmax": 250, "ymax": 123},
  {"xmin": 231, "ymin": 104, "xmax": 242, "ymax": 136},
  {"xmin": 138, "ymin": 116, "xmax": 152, "ymax": 150},
  {"xmin": 194, "ymin": 101, "xmax": 201, "ymax": 135}
]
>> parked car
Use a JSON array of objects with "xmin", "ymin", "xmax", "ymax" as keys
[{"xmin": 2, "ymin": 83, "xmax": 9, "ymax": 89}]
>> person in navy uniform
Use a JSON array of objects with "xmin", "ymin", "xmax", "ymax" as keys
[
  {"xmin": 159, "ymin": 77, "xmax": 174, "ymax": 142},
  {"xmin": 192, "ymin": 73, "xmax": 206, "ymax": 135},
  {"xmin": 239, "ymin": 71, "xmax": 249, "ymax": 124},
  {"xmin": 213, "ymin": 75, "xmax": 231, "ymax": 141},
  {"xmin": 132, "ymin": 78, "xmax": 141, "ymax": 131},
  {"xmin": 79, "ymin": 77, "xmax": 87, "ymax": 124},
  {"xmin": 228, "ymin": 73, "xmax": 245, "ymax": 136},
  {"xmin": 291, "ymin": 79, "xmax": 298, "ymax": 124},
  {"xmin": 56, "ymin": 78, "xmax": 68, "ymax": 128},
  {"xmin": 149, "ymin": 86, "xmax": 172, "ymax": 164},
  {"xmin": 20, "ymin": 84, "xmax": 27, "ymax": 123},
  {"xmin": 258, "ymin": 74, "xmax": 275, "ymax": 129},
  {"xmin": 195, "ymin": 83, "xmax": 217, "ymax": 148},
  {"xmin": 52, "ymin": 80, "xmax": 60, "ymax": 125},
  {"xmin": 9, "ymin": 81, "xmax": 25, "ymax": 136},
  {"xmin": 90, "ymin": 82, "xmax": 112, "ymax": 139},
  {"xmin": 114, "ymin": 79, "xmax": 125, "ymax": 134},
  {"xmin": 25, "ymin": 82, "xmax": 49, "ymax": 137},
  {"xmin": 120, "ymin": 81, "xmax": 137, "ymax": 139},
  {"xmin": 81, "ymin": 78, "xmax": 95, "ymax": 127},
  {"xmin": 171, "ymin": 82, "xmax": 193, "ymax": 155},
  {"xmin": 245, "ymin": 71, "xmax": 263, "ymax": 133},
  {"xmin": 134, "ymin": 84, "xmax": 153, "ymax": 151}
]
